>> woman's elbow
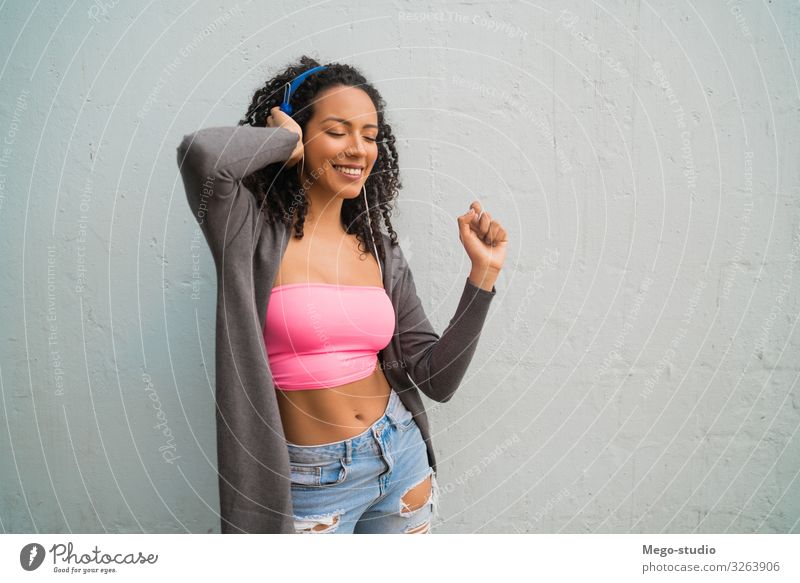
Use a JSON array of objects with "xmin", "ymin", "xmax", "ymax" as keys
[
  {"xmin": 419, "ymin": 379, "xmax": 457, "ymax": 403},
  {"xmin": 176, "ymin": 133, "xmax": 214, "ymax": 177}
]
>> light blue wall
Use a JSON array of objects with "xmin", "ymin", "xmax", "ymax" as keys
[{"xmin": 1, "ymin": 0, "xmax": 798, "ymax": 533}]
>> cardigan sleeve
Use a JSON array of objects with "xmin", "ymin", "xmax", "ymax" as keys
[
  {"xmin": 394, "ymin": 243, "xmax": 497, "ymax": 403},
  {"xmin": 176, "ymin": 125, "xmax": 299, "ymax": 266}
]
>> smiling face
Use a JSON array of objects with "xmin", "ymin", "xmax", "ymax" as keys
[{"xmin": 301, "ymin": 85, "xmax": 379, "ymax": 199}]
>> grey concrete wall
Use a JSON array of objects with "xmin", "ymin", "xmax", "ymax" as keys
[{"xmin": 1, "ymin": 0, "xmax": 798, "ymax": 533}]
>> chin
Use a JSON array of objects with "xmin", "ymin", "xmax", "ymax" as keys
[
  {"xmin": 339, "ymin": 187, "xmax": 364, "ymax": 199},
  {"xmin": 327, "ymin": 176, "xmax": 370, "ymax": 198}
]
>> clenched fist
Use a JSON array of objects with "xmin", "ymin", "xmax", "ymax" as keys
[{"xmin": 457, "ymin": 201, "xmax": 508, "ymax": 276}]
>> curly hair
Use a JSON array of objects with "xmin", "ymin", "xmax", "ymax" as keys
[{"xmin": 236, "ymin": 55, "xmax": 402, "ymax": 266}]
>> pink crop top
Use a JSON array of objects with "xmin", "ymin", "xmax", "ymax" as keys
[{"xmin": 263, "ymin": 283, "xmax": 396, "ymax": 390}]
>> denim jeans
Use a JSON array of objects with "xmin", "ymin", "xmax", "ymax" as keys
[{"xmin": 286, "ymin": 387, "xmax": 440, "ymax": 534}]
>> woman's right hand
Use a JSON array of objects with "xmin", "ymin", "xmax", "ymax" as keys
[{"xmin": 266, "ymin": 106, "xmax": 304, "ymax": 168}]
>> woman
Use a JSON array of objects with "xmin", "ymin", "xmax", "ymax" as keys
[{"xmin": 177, "ymin": 56, "xmax": 507, "ymax": 534}]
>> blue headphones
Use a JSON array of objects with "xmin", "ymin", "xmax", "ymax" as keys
[
  {"xmin": 279, "ymin": 64, "xmax": 328, "ymax": 115},
  {"xmin": 245, "ymin": 64, "xmax": 329, "ymax": 123}
]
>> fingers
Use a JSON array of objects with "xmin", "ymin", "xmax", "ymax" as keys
[
  {"xmin": 466, "ymin": 200, "xmax": 507, "ymax": 247},
  {"xmin": 496, "ymin": 225, "xmax": 508, "ymax": 245},
  {"xmin": 470, "ymin": 205, "xmax": 492, "ymax": 238},
  {"xmin": 469, "ymin": 201, "xmax": 482, "ymax": 220},
  {"xmin": 458, "ymin": 208, "xmax": 476, "ymax": 239},
  {"xmin": 478, "ymin": 211, "xmax": 492, "ymax": 244},
  {"xmin": 486, "ymin": 221, "xmax": 506, "ymax": 246},
  {"xmin": 267, "ymin": 106, "xmax": 284, "ymax": 128},
  {"xmin": 268, "ymin": 106, "xmax": 283, "ymax": 128}
]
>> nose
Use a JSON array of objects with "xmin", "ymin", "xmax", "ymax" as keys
[{"xmin": 344, "ymin": 135, "xmax": 367, "ymax": 157}]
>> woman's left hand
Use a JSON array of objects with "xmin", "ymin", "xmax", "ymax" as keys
[{"xmin": 457, "ymin": 201, "xmax": 508, "ymax": 273}]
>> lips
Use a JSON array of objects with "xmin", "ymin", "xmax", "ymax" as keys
[{"xmin": 332, "ymin": 164, "xmax": 363, "ymax": 179}]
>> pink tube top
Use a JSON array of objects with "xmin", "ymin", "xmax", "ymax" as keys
[{"xmin": 264, "ymin": 283, "xmax": 396, "ymax": 390}]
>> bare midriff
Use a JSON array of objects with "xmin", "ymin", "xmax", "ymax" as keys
[{"xmin": 276, "ymin": 365, "xmax": 392, "ymax": 446}]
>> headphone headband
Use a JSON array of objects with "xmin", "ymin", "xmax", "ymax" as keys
[
  {"xmin": 280, "ymin": 65, "xmax": 329, "ymax": 115},
  {"xmin": 245, "ymin": 64, "xmax": 329, "ymax": 124}
]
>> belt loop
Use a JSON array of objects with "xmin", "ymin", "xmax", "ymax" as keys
[
  {"xmin": 344, "ymin": 439, "xmax": 352, "ymax": 465},
  {"xmin": 385, "ymin": 390, "xmax": 397, "ymax": 426}
]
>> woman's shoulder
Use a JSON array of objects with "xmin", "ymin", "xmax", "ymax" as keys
[{"xmin": 379, "ymin": 232, "xmax": 404, "ymax": 266}]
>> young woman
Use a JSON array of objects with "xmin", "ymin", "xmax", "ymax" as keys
[{"xmin": 177, "ymin": 56, "xmax": 507, "ymax": 534}]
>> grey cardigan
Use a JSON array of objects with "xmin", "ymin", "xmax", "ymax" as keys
[{"xmin": 176, "ymin": 125, "xmax": 497, "ymax": 533}]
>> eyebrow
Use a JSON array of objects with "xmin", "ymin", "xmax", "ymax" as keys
[{"xmin": 321, "ymin": 116, "xmax": 379, "ymax": 130}]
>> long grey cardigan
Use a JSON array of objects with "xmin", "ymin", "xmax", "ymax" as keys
[{"xmin": 176, "ymin": 125, "xmax": 497, "ymax": 533}]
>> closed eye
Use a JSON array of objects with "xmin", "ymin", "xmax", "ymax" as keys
[{"xmin": 327, "ymin": 132, "xmax": 378, "ymax": 142}]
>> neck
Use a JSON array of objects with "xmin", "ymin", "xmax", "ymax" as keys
[
  {"xmin": 296, "ymin": 155, "xmax": 356, "ymax": 235},
  {"xmin": 297, "ymin": 180, "xmax": 347, "ymax": 236}
]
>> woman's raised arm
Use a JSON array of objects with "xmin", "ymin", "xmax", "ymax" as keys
[
  {"xmin": 176, "ymin": 125, "xmax": 299, "ymax": 265},
  {"xmin": 394, "ymin": 243, "xmax": 497, "ymax": 404}
]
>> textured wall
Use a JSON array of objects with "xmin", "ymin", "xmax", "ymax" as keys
[{"xmin": 1, "ymin": 0, "xmax": 798, "ymax": 534}]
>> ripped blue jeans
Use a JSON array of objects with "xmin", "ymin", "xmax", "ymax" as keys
[{"xmin": 286, "ymin": 387, "xmax": 440, "ymax": 534}]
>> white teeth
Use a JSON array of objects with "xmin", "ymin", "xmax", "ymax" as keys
[{"xmin": 334, "ymin": 165, "xmax": 362, "ymax": 176}]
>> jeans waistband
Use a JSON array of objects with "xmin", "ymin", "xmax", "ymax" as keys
[{"xmin": 285, "ymin": 388, "xmax": 407, "ymax": 456}]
